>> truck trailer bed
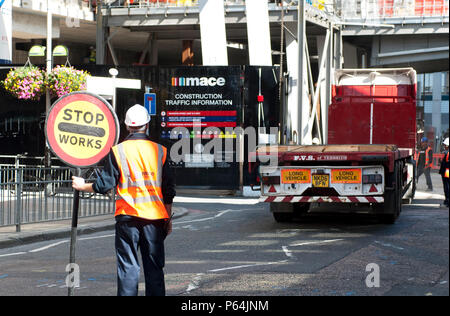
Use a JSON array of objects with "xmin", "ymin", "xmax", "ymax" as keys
[{"xmin": 254, "ymin": 144, "xmax": 412, "ymax": 173}]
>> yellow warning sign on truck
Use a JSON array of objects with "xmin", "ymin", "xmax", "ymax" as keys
[
  {"xmin": 281, "ymin": 169, "xmax": 311, "ymax": 184},
  {"xmin": 331, "ymin": 169, "xmax": 361, "ymax": 184},
  {"xmin": 45, "ymin": 92, "xmax": 119, "ymax": 168}
]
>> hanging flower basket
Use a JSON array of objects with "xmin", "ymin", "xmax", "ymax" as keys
[
  {"xmin": 47, "ymin": 65, "xmax": 90, "ymax": 98},
  {"xmin": 1, "ymin": 66, "xmax": 46, "ymax": 101}
]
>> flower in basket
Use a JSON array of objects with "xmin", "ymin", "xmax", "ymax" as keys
[
  {"xmin": 47, "ymin": 65, "xmax": 90, "ymax": 98},
  {"xmin": 1, "ymin": 66, "xmax": 45, "ymax": 101}
]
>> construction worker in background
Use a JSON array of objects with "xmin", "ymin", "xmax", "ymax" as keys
[
  {"xmin": 72, "ymin": 104, "xmax": 176, "ymax": 296},
  {"xmin": 88, "ymin": 46, "xmax": 96, "ymax": 64},
  {"xmin": 417, "ymin": 137, "xmax": 433, "ymax": 191},
  {"xmin": 439, "ymin": 137, "xmax": 449, "ymax": 208}
]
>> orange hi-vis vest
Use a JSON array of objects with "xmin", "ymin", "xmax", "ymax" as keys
[
  {"xmin": 112, "ymin": 139, "xmax": 169, "ymax": 221},
  {"xmin": 425, "ymin": 147, "xmax": 433, "ymax": 168},
  {"xmin": 445, "ymin": 152, "xmax": 449, "ymax": 179}
]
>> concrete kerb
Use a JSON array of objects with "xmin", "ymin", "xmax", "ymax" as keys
[{"xmin": 0, "ymin": 206, "xmax": 189, "ymax": 250}]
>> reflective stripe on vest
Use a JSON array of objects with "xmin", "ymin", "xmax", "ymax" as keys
[
  {"xmin": 112, "ymin": 139, "xmax": 168, "ymax": 220},
  {"xmin": 425, "ymin": 147, "xmax": 433, "ymax": 168},
  {"xmin": 446, "ymin": 153, "xmax": 449, "ymax": 179}
]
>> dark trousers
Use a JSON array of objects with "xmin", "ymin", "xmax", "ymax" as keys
[
  {"xmin": 115, "ymin": 218, "xmax": 166, "ymax": 296},
  {"xmin": 417, "ymin": 167, "xmax": 433, "ymax": 189},
  {"xmin": 443, "ymin": 177, "xmax": 450, "ymax": 205}
]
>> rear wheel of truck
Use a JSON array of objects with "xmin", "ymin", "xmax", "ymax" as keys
[
  {"xmin": 273, "ymin": 212, "xmax": 294, "ymax": 223},
  {"xmin": 271, "ymin": 202, "xmax": 293, "ymax": 223},
  {"xmin": 377, "ymin": 161, "xmax": 402, "ymax": 224},
  {"xmin": 270, "ymin": 202, "xmax": 310, "ymax": 223}
]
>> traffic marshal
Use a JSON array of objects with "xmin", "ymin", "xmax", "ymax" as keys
[{"xmin": 45, "ymin": 92, "xmax": 119, "ymax": 168}]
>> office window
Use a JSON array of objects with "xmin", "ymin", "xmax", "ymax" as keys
[{"xmin": 442, "ymin": 71, "xmax": 449, "ymax": 96}]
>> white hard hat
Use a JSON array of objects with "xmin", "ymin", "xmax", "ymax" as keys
[
  {"xmin": 312, "ymin": 137, "xmax": 320, "ymax": 145},
  {"xmin": 124, "ymin": 104, "xmax": 151, "ymax": 127},
  {"xmin": 444, "ymin": 138, "xmax": 449, "ymax": 146}
]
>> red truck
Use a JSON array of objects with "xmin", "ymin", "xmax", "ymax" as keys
[{"xmin": 253, "ymin": 68, "xmax": 417, "ymax": 224}]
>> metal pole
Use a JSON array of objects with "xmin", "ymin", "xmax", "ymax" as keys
[
  {"xmin": 44, "ymin": 0, "xmax": 53, "ymax": 194},
  {"xmin": 278, "ymin": 0, "xmax": 285, "ymax": 145},
  {"xmin": 15, "ymin": 168, "xmax": 22, "ymax": 233},
  {"xmin": 46, "ymin": 0, "xmax": 52, "ymax": 114},
  {"xmin": 297, "ymin": 0, "xmax": 306, "ymax": 145},
  {"xmin": 68, "ymin": 168, "xmax": 81, "ymax": 296},
  {"xmin": 324, "ymin": 24, "xmax": 334, "ymax": 145}
]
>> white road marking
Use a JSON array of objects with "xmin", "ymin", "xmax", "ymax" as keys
[
  {"xmin": 0, "ymin": 252, "xmax": 26, "ymax": 258},
  {"xmin": 28, "ymin": 240, "xmax": 69, "ymax": 253},
  {"xmin": 78, "ymin": 234, "xmax": 115, "ymax": 241},
  {"xmin": 1, "ymin": 208, "xmax": 235, "ymax": 257},
  {"xmin": 374, "ymin": 240, "xmax": 404, "ymax": 251},
  {"xmin": 282, "ymin": 246, "xmax": 294, "ymax": 258},
  {"xmin": 289, "ymin": 239, "xmax": 344, "ymax": 247},
  {"xmin": 208, "ymin": 260, "xmax": 288, "ymax": 273},
  {"xmin": 175, "ymin": 210, "xmax": 232, "ymax": 225},
  {"xmin": 1, "ymin": 233, "xmax": 116, "ymax": 258},
  {"xmin": 186, "ymin": 273, "xmax": 204, "ymax": 293}
]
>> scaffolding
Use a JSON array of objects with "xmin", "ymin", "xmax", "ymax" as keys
[{"xmin": 98, "ymin": 0, "xmax": 448, "ymax": 145}]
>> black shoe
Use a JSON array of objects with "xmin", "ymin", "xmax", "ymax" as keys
[{"xmin": 426, "ymin": 187, "xmax": 433, "ymax": 192}]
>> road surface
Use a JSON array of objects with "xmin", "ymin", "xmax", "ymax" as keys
[{"xmin": 0, "ymin": 190, "xmax": 448, "ymax": 296}]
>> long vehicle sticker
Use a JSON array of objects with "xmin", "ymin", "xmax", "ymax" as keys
[{"xmin": 331, "ymin": 169, "xmax": 362, "ymax": 183}]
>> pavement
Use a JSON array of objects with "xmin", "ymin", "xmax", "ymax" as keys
[{"xmin": 0, "ymin": 171, "xmax": 447, "ymax": 250}]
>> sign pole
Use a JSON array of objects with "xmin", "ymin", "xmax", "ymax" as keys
[{"xmin": 68, "ymin": 167, "xmax": 81, "ymax": 296}]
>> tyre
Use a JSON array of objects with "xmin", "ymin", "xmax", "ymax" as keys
[
  {"xmin": 270, "ymin": 202, "xmax": 294, "ymax": 223},
  {"xmin": 273, "ymin": 212, "xmax": 294, "ymax": 223},
  {"xmin": 377, "ymin": 161, "xmax": 402, "ymax": 224}
]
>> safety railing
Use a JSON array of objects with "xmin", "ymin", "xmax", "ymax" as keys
[
  {"xmin": 13, "ymin": 0, "xmax": 96, "ymax": 19},
  {"xmin": 0, "ymin": 165, "xmax": 115, "ymax": 231},
  {"xmin": 107, "ymin": 0, "xmax": 203, "ymax": 7},
  {"xmin": 339, "ymin": 0, "xmax": 449, "ymax": 20},
  {"xmin": 106, "ymin": 0, "xmax": 332, "ymax": 10}
]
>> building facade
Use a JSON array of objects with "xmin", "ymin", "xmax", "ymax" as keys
[{"xmin": 0, "ymin": 0, "xmax": 449, "ymax": 153}]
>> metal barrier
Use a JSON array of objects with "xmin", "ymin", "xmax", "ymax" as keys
[
  {"xmin": 108, "ymin": 0, "xmax": 274, "ymax": 8},
  {"xmin": 339, "ymin": 0, "xmax": 449, "ymax": 20},
  {"xmin": 0, "ymin": 166, "xmax": 115, "ymax": 231}
]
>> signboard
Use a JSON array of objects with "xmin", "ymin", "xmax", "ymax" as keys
[
  {"xmin": 331, "ymin": 169, "xmax": 362, "ymax": 184},
  {"xmin": 160, "ymin": 69, "xmax": 240, "ymax": 135},
  {"xmin": 281, "ymin": 169, "xmax": 311, "ymax": 184},
  {"xmin": 45, "ymin": 92, "xmax": 119, "ymax": 168},
  {"xmin": 158, "ymin": 66, "xmax": 242, "ymax": 189},
  {"xmin": 144, "ymin": 93, "xmax": 157, "ymax": 116}
]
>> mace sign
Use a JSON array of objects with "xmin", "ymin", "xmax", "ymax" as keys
[{"xmin": 45, "ymin": 92, "xmax": 119, "ymax": 168}]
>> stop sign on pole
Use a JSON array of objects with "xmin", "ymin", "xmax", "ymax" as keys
[
  {"xmin": 45, "ymin": 91, "xmax": 119, "ymax": 296},
  {"xmin": 45, "ymin": 91, "xmax": 119, "ymax": 168}
]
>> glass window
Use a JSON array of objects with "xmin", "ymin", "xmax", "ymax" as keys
[
  {"xmin": 442, "ymin": 71, "xmax": 449, "ymax": 95},
  {"xmin": 424, "ymin": 100, "xmax": 433, "ymax": 113},
  {"xmin": 442, "ymin": 114, "xmax": 450, "ymax": 132},
  {"xmin": 442, "ymin": 101, "xmax": 449, "ymax": 114},
  {"xmin": 423, "ymin": 73, "xmax": 433, "ymax": 96}
]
